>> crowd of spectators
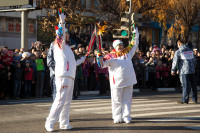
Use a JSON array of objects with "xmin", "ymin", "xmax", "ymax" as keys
[
  {"xmin": 0, "ymin": 41, "xmax": 50, "ymax": 100},
  {"xmin": 0, "ymin": 36, "xmax": 200, "ymax": 100},
  {"xmin": 134, "ymin": 38, "xmax": 200, "ymax": 90}
]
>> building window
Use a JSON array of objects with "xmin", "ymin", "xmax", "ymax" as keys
[
  {"xmin": 90, "ymin": 0, "xmax": 99, "ymax": 10},
  {"xmin": 81, "ymin": 0, "xmax": 86, "ymax": 9},
  {"xmin": 94, "ymin": 0, "xmax": 99, "ymax": 8}
]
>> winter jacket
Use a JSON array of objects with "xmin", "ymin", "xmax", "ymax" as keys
[
  {"xmin": 24, "ymin": 67, "xmax": 34, "ymax": 81},
  {"xmin": 171, "ymin": 45, "xmax": 196, "ymax": 75},
  {"xmin": 13, "ymin": 67, "xmax": 23, "ymax": 81},
  {"xmin": 47, "ymin": 42, "xmax": 55, "ymax": 78}
]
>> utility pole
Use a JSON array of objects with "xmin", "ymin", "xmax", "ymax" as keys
[
  {"xmin": 21, "ymin": 11, "xmax": 29, "ymax": 51},
  {"xmin": 128, "ymin": 0, "xmax": 132, "ymax": 41}
]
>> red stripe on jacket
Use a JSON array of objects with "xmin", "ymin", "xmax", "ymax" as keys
[{"xmin": 67, "ymin": 61, "xmax": 69, "ymax": 71}]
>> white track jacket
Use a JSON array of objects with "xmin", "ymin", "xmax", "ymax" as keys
[
  {"xmin": 103, "ymin": 44, "xmax": 138, "ymax": 89},
  {"xmin": 54, "ymin": 43, "xmax": 85, "ymax": 79}
]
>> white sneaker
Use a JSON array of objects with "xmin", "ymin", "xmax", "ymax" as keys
[
  {"xmin": 114, "ymin": 119, "xmax": 121, "ymax": 124},
  {"xmin": 124, "ymin": 120, "xmax": 131, "ymax": 124},
  {"xmin": 45, "ymin": 122, "xmax": 54, "ymax": 132},
  {"xmin": 60, "ymin": 124, "xmax": 73, "ymax": 130},
  {"xmin": 122, "ymin": 118, "xmax": 132, "ymax": 124}
]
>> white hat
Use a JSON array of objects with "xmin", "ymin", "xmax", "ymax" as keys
[
  {"xmin": 22, "ymin": 52, "xmax": 30, "ymax": 58},
  {"xmin": 70, "ymin": 45, "xmax": 76, "ymax": 49},
  {"xmin": 113, "ymin": 40, "xmax": 123, "ymax": 49}
]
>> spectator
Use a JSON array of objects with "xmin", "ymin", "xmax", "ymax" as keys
[
  {"xmin": 193, "ymin": 48, "xmax": 198, "ymax": 56},
  {"xmin": 171, "ymin": 40, "xmax": 197, "ymax": 104},
  {"xmin": 2, "ymin": 51, "xmax": 13, "ymax": 66},
  {"xmin": 73, "ymin": 52, "xmax": 83, "ymax": 99},
  {"xmin": 42, "ymin": 52, "xmax": 51, "ymax": 97},
  {"xmin": 155, "ymin": 60, "xmax": 162, "ymax": 87},
  {"xmin": 141, "ymin": 36, "xmax": 149, "ymax": 53},
  {"xmin": 21, "ymin": 52, "xmax": 30, "ymax": 68},
  {"xmin": 12, "ymin": 62, "xmax": 23, "ymax": 99},
  {"xmin": 166, "ymin": 40, "xmax": 174, "ymax": 50},
  {"xmin": 35, "ymin": 41, "xmax": 44, "ymax": 52},
  {"xmin": 161, "ymin": 63, "xmax": 170, "ymax": 87},
  {"xmin": 13, "ymin": 52, "xmax": 21, "ymax": 62},
  {"xmin": 35, "ymin": 51, "xmax": 44, "ymax": 98},
  {"xmin": 146, "ymin": 51, "xmax": 151, "ymax": 60},
  {"xmin": 0, "ymin": 56, "xmax": 7, "ymax": 100},
  {"xmin": 82, "ymin": 61, "xmax": 90, "ymax": 91},
  {"xmin": 145, "ymin": 57, "xmax": 156, "ymax": 89},
  {"xmin": 23, "ymin": 61, "xmax": 34, "ymax": 98},
  {"xmin": 47, "ymin": 42, "xmax": 56, "ymax": 100},
  {"xmin": 88, "ymin": 54, "xmax": 96, "ymax": 91},
  {"xmin": 95, "ymin": 56, "xmax": 108, "ymax": 95},
  {"xmin": 29, "ymin": 54, "xmax": 37, "ymax": 97},
  {"xmin": 5, "ymin": 65, "xmax": 12, "ymax": 99}
]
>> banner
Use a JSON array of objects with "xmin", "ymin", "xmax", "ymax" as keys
[
  {"xmin": 0, "ymin": 18, "xmax": 6, "ymax": 32},
  {"xmin": 28, "ymin": 23, "xmax": 34, "ymax": 34},
  {"xmin": 7, "ymin": 21, "xmax": 14, "ymax": 32},
  {"xmin": 15, "ymin": 22, "xmax": 21, "ymax": 33}
]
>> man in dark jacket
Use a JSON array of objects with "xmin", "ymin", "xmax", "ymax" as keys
[
  {"xmin": 171, "ymin": 40, "xmax": 198, "ymax": 104},
  {"xmin": 47, "ymin": 42, "xmax": 56, "ymax": 100},
  {"xmin": 13, "ymin": 62, "xmax": 23, "ymax": 99}
]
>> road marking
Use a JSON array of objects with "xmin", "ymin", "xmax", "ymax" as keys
[
  {"xmin": 75, "ymin": 97, "xmax": 148, "ymax": 102},
  {"xmin": 73, "ymin": 102, "xmax": 177, "ymax": 111},
  {"xmin": 185, "ymin": 125, "xmax": 200, "ymax": 130},
  {"xmin": 73, "ymin": 102, "xmax": 200, "ymax": 112},
  {"xmin": 95, "ymin": 109, "xmax": 200, "ymax": 117},
  {"xmin": 4, "ymin": 97, "xmax": 149, "ymax": 105},
  {"xmin": 131, "ymin": 104, "xmax": 200, "ymax": 112},
  {"xmin": 6, "ymin": 99, "xmax": 51, "ymax": 104},
  {"xmin": 132, "ymin": 110, "xmax": 200, "ymax": 118},
  {"xmin": 146, "ymin": 116, "xmax": 200, "ymax": 122},
  {"xmin": 36, "ymin": 99, "xmax": 170, "ymax": 108}
]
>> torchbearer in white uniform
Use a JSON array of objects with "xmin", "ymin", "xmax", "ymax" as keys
[
  {"xmin": 45, "ymin": 9, "xmax": 86, "ymax": 132},
  {"xmin": 102, "ymin": 27, "xmax": 139, "ymax": 124}
]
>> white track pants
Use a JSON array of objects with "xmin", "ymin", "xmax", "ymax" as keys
[
  {"xmin": 111, "ymin": 86, "xmax": 133, "ymax": 122},
  {"xmin": 46, "ymin": 77, "xmax": 74, "ymax": 129}
]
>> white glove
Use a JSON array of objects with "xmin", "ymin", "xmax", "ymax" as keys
[
  {"xmin": 135, "ymin": 27, "xmax": 139, "ymax": 45},
  {"xmin": 61, "ymin": 24, "xmax": 66, "ymax": 41},
  {"xmin": 59, "ymin": 13, "xmax": 66, "ymax": 24}
]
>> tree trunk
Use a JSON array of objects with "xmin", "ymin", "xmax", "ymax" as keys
[
  {"xmin": 183, "ymin": 26, "xmax": 191, "ymax": 43},
  {"xmin": 160, "ymin": 28, "xmax": 167, "ymax": 48},
  {"xmin": 196, "ymin": 23, "xmax": 200, "ymax": 50}
]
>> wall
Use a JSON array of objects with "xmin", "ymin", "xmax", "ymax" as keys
[{"xmin": 0, "ymin": 9, "xmax": 46, "ymax": 49}]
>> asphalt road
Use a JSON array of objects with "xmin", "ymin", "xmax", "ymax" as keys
[{"xmin": 0, "ymin": 91, "xmax": 200, "ymax": 133}]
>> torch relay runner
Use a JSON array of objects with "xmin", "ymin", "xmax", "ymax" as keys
[
  {"xmin": 99, "ymin": 26, "xmax": 139, "ymax": 124},
  {"xmin": 45, "ymin": 9, "xmax": 86, "ymax": 132}
]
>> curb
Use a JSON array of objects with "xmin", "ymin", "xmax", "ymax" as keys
[
  {"xmin": 79, "ymin": 86, "xmax": 200, "ymax": 95},
  {"xmin": 80, "ymin": 91, "xmax": 99, "ymax": 95},
  {"xmin": 157, "ymin": 88, "xmax": 176, "ymax": 92}
]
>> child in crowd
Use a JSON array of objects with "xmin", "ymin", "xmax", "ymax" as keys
[
  {"xmin": 13, "ymin": 52, "xmax": 21, "ymax": 62},
  {"xmin": 24, "ymin": 61, "xmax": 34, "ymax": 98}
]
